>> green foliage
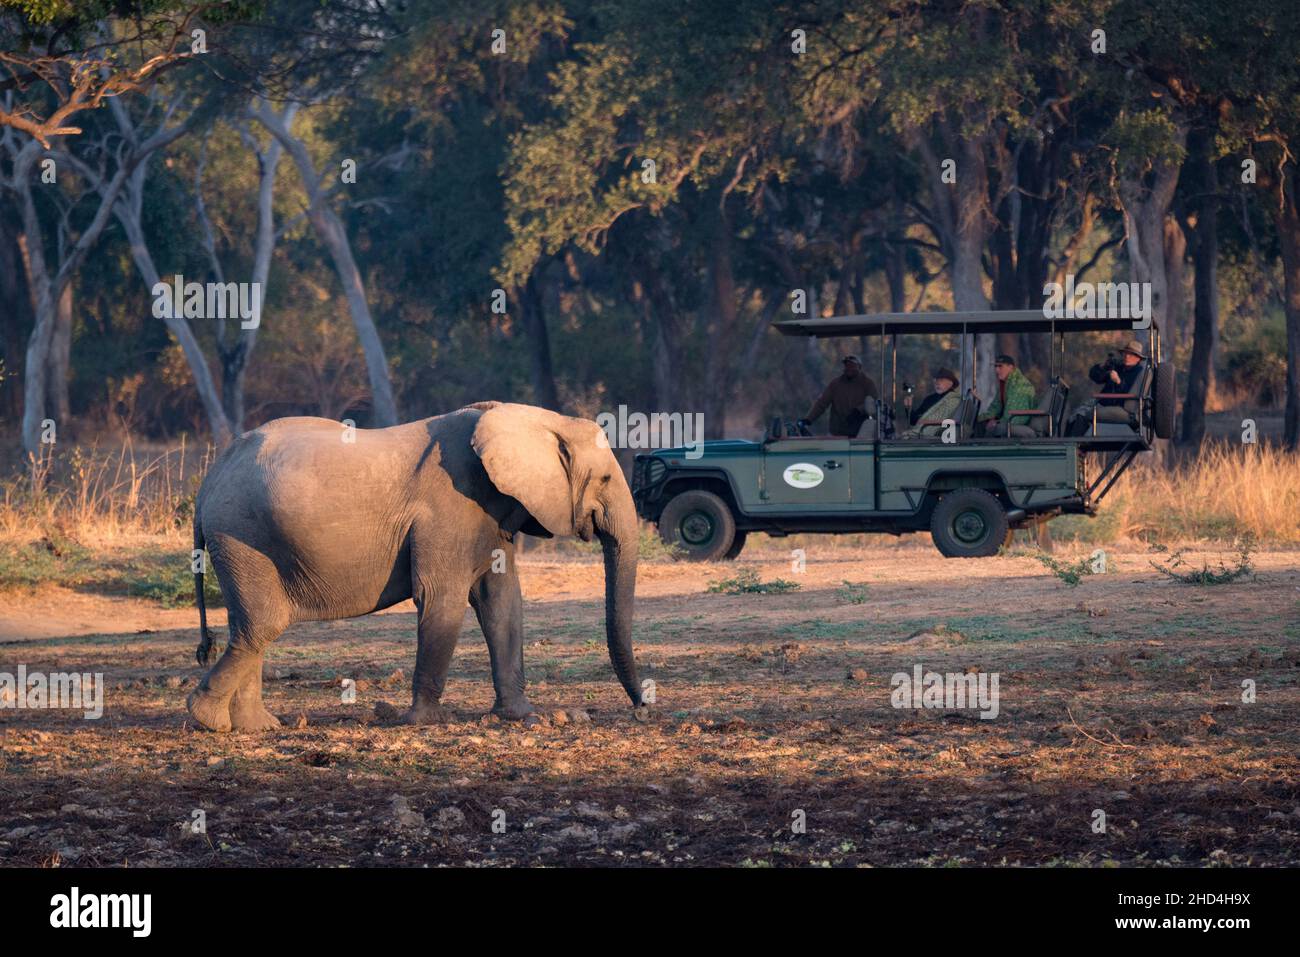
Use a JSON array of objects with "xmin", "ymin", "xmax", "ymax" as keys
[
  {"xmin": 638, "ymin": 527, "xmax": 684, "ymax": 562},
  {"xmin": 707, "ymin": 569, "xmax": 800, "ymax": 595},
  {"xmin": 1033, "ymin": 551, "xmax": 1103, "ymax": 588},
  {"xmin": 0, "ymin": 533, "xmax": 92, "ymax": 588},
  {"xmin": 1224, "ymin": 313, "xmax": 1289, "ymax": 405},
  {"xmin": 1150, "ymin": 536, "xmax": 1257, "ymax": 586},
  {"xmin": 1106, "ymin": 109, "xmax": 1189, "ymax": 173},
  {"xmin": 0, "ymin": 535, "xmax": 223, "ymax": 607},
  {"xmin": 111, "ymin": 551, "xmax": 225, "ymax": 608},
  {"xmin": 837, "ymin": 580, "xmax": 870, "ymax": 604}
]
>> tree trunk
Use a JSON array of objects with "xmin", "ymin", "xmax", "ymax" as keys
[
  {"xmin": 704, "ymin": 205, "xmax": 739, "ymax": 438},
  {"xmin": 18, "ymin": 187, "xmax": 58, "ymax": 454},
  {"xmin": 1163, "ymin": 215, "xmax": 1188, "ymax": 370},
  {"xmin": 520, "ymin": 272, "xmax": 560, "ymax": 410},
  {"xmin": 1182, "ymin": 130, "xmax": 1219, "ymax": 447},
  {"xmin": 0, "ymin": 212, "xmax": 27, "ymax": 419},
  {"xmin": 47, "ymin": 282, "xmax": 72, "ymax": 424},
  {"xmin": 1118, "ymin": 121, "xmax": 1186, "ymax": 359},
  {"xmin": 117, "ymin": 211, "xmax": 235, "ymax": 447},
  {"xmin": 203, "ymin": 114, "xmax": 286, "ymax": 434},
  {"xmin": 1277, "ymin": 166, "xmax": 1300, "ymax": 450},
  {"xmin": 918, "ymin": 130, "xmax": 994, "ymax": 396},
  {"xmin": 306, "ymin": 205, "xmax": 397, "ymax": 426},
  {"xmin": 253, "ymin": 100, "xmax": 398, "ymax": 427},
  {"xmin": 16, "ymin": 97, "xmax": 197, "ymax": 454},
  {"xmin": 1118, "ymin": 120, "xmax": 1187, "ymax": 464}
]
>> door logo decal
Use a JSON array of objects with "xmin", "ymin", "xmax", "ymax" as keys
[{"xmin": 782, "ymin": 463, "xmax": 825, "ymax": 489}]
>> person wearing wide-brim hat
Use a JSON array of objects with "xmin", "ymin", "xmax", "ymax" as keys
[
  {"xmin": 910, "ymin": 366, "xmax": 961, "ymax": 425},
  {"xmin": 1065, "ymin": 338, "xmax": 1150, "ymax": 436}
]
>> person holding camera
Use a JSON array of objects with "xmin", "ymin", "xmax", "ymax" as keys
[{"xmin": 1065, "ymin": 340, "xmax": 1148, "ymax": 436}]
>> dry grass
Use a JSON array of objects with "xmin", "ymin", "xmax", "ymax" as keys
[
  {"xmin": 0, "ymin": 439, "xmax": 209, "ymax": 546},
  {"xmin": 1055, "ymin": 444, "xmax": 1300, "ymax": 545}
]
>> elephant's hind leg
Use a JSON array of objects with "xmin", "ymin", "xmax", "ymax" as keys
[
  {"xmin": 230, "ymin": 664, "xmax": 282, "ymax": 731},
  {"xmin": 187, "ymin": 543, "xmax": 290, "ymax": 732},
  {"xmin": 188, "ymin": 618, "xmax": 288, "ymax": 732}
]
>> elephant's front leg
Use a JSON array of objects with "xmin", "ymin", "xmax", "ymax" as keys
[
  {"xmin": 469, "ymin": 558, "xmax": 533, "ymax": 721},
  {"xmin": 402, "ymin": 591, "xmax": 467, "ymax": 725}
]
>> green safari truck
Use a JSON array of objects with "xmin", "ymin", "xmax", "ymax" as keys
[{"xmin": 632, "ymin": 309, "xmax": 1175, "ymax": 559}]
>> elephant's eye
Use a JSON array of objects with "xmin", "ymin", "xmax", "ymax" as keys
[{"xmin": 601, "ymin": 474, "xmax": 611, "ymax": 484}]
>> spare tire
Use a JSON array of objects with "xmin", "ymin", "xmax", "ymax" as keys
[{"xmin": 1152, "ymin": 362, "xmax": 1176, "ymax": 439}]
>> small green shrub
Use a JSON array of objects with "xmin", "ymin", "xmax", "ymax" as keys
[
  {"xmin": 838, "ymin": 580, "xmax": 869, "ymax": 604},
  {"xmin": 1150, "ymin": 535, "xmax": 1256, "ymax": 585},
  {"xmin": 1033, "ymin": 550, "xmax": 1104, "ymax": 587},
  {"xmin": 707, "ymin": 568, "xmax": 801, "ymax": 594},
  {"xmin": 0, "ymin": 533, "xmax": 93, "ymax": 589}
]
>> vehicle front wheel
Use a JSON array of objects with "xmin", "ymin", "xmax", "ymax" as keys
[
  {"xmin": 658, "ymin": 490, "xmax": 737, "ymax": 562},
  {"xmin": 723, "ymin": 530, "xmax": 747, "ymax": 560},
  {"xmin": 930, "ymin": 489, "xmax": 1011, "ymax": 558}
]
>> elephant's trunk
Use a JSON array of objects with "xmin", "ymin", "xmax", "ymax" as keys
[{"xmin": 597, "ymin": 476, "xmax": 643, "ymax": 707}]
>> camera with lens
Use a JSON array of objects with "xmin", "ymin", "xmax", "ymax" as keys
[{"xmin": 1089, "ymin": 352, "xmax": 1124, "ymax": 385}]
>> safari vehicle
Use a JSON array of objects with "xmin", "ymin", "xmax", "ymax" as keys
[{"xmin": 632, "ymin": 309, "xmax": 1175, "ymax": 560}]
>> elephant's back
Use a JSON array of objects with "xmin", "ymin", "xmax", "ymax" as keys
[{"xmin": 198, "ymin": 418, "xmax": 426, "ymax": 555}]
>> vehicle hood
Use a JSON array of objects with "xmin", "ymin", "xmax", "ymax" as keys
[{"xmin": 647, "ymin": 439, "xmax": 762, "ymax": 458}]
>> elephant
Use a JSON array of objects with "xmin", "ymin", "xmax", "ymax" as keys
[{"xmin": 185, "ymin": 401, "xmax": 643, "ymax": 732}]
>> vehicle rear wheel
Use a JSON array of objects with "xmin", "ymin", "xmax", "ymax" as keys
[
  {"xmin": 930, "ymin": 489, "xmax": 1011, "ymax": 558},
  {"xmin": 723, "ymin": 530, "xmax": 747, "ymax": 560},
  {"xmin": 658, "ymin": 490, "xmax": 737, "ymax": 562},
  {"xmin": 1152, "ymin": 362, "xmax": 1176, "ymax": 439}
]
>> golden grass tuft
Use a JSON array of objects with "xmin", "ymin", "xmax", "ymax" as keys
[
  {"xmin": 1089, "ymin": 443, "xmax": 1300, "ymax": 545},
  {"xmin": 0, "ymin": 438, "xmax": 210, "ymax": 547}
]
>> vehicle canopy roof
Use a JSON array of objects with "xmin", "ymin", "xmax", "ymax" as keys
[{"xmin": 773, "ymin": 309, "xmax": 1155, "ymax": 338}]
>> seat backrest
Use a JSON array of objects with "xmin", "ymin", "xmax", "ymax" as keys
[
  {"xmin": 1112, "ymin": 363, "xmax": 1152, "ymax": 427},
  {"xmin": 1050, "ymin": 379, "xmax": 1070, "ymax": 436},
  {"xmin": 956, "ymin": 392, "xmax": 980, "ymax": 439}
]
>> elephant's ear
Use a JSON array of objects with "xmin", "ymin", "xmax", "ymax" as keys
[{"xmin": 472, "ymin": 403, "xmax": 584, "ymax": 536}]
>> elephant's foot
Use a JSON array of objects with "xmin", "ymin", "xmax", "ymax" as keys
[
  {"xmin": 399, "ymin": 701, "xmax": 454, "ymax": 725},
  {"xmin": 491, "ymin": 701, "xmax": 593, "ymax": 729},
  {"xmin": 372, "ymin": 699, "xmax": 453, "ymax": 725},
  {"xmin": 230, "ymin": 696, "xmax": 282, "ymax": 732},
  {"xmin": 490, "ymin": 697, "xmax": 537, "ymax": 722},
  {"xmin": 186, "ymin": 687, "xmax": 232, "ymax": 733}
]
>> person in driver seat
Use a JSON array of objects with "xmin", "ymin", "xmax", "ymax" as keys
[{"xmin": 798, "ymin": 354, "xmax": 879, "ymax": 437}]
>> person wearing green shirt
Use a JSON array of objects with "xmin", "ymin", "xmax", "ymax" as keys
[{"xmin": 977, "ymin": 354, "xmax": 1037, "ymax": 438}]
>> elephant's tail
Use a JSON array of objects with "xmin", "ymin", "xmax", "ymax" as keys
[{"xmin": 194, "ymin": 521, "xmax": 215, "ymax": 667}]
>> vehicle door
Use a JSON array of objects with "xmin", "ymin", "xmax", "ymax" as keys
[
  {"xmin": 762, "ymin": 438, "xmax": 852, "ymax": 506},
  {"xmin": 847, "ymin": 438, "xmax": 876, "ymax": 508}
]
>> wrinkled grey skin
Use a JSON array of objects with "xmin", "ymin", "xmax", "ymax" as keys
[{"xmin": 186, "ymin": 401, "xmax": 643, "ymax": 732}]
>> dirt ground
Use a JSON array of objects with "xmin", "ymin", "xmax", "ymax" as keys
[{"xmin": 2, "ymin": 538, "xmax": 1299, "ymax": 867}]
